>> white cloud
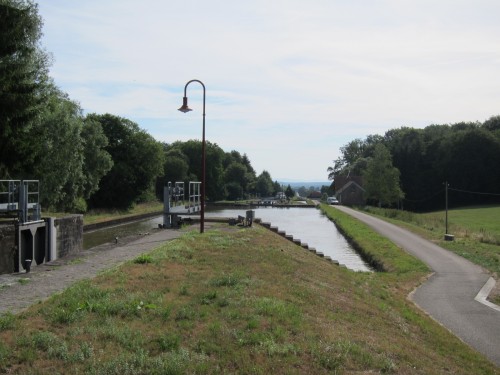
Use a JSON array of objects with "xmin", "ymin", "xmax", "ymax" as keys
[{"xmin": 37, "ymin": 0, "xmax": 500, "ymax": 180}]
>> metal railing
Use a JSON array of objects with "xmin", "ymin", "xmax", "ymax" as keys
[{"xmin": 0, "ymin": 180, "xmax": 41, "ymax": 223}]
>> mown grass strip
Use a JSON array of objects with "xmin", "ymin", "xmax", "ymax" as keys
[{"xmin": 320, "ymin": 204, "xmax": 429, "ymax": 275}]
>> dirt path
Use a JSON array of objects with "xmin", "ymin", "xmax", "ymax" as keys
[{"xmin": 0, "ymin": 227, "xmax": 188, "ymax": 315}]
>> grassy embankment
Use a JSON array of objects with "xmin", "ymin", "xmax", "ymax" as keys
[
  {"xmin": 361, "ymin": 205, "xmax": 500, "ymax": 304},
  {"xmin": 0, "ymin": 207, "xmax": 498, "ymax": 373}
]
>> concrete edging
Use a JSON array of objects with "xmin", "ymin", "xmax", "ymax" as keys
[{"xmin": 256, "ymin": 218, "xmax": 342, "ymax": 266}]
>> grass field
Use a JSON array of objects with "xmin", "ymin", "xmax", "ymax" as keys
[
  {"xmin": 362, "ymin": 205, "xmax": 500, "ymax": 274},
  {"xmin": 361, "ymin": 205, "xmax": 500, "ymax": 306},
  {"xmin": 1, "ymin": 218, "xmax": 498, "ymax": 373}
]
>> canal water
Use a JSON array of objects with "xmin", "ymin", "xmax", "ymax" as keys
[{"xmin": 84, "ymin": 207, "xmax": 371, "ymax": 272}]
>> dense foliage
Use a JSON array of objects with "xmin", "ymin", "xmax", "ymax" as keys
[
  {"xmin": 330, "ymin": 119, "xmax": 500, "ymax": 210},
  {"xmin": 0, "ymin": 0, "xmax": 49, "ymax": 176},
  {"xmin": 87, "ymin": 114, "xmax": 164, "ymax": 209},
  {"xmin": 160, "ymin": 141, "xmax": 283, "ymax": 201},
  {"xmin": 0, "ymin": 1, "xmax": 116, "ymax": 211}
]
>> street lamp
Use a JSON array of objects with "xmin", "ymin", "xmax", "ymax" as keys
[{"xmin": 178, "ymin": 79, "xmax": 206, "ymax": 233}]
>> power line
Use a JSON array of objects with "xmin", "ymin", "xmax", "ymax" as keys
[
  {"xmin": 402, "ymin": 188, "xmax": 444, "ymax": 203},
  {"xmin": 448, "ymin": 187, "xmax": 500, "ymax": 197}
]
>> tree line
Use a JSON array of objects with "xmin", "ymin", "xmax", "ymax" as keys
[
  {"xmin": 0, "ymin": 0, "xmax": 286, "ymax": 212},
  {"xmin": 329, "ymin": 117, "xmax": 500, "ymax": 211}
]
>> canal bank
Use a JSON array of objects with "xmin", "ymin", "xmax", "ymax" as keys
[
  {"xmin": 83, "ymin": 206, "xmax": 371, "ymax": 272},
  {"xmin": 0, "ymin": 224, "xmax": 190, "ymax": 314}
]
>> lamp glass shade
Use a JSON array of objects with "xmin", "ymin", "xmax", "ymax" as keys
[{"xmin": 178, "ymin": 97, "xmax": 192, "ymax": 113}]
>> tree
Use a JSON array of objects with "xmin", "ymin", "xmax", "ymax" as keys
[
  {"xmin": 328, "ymin": 138, "xmax": 373, "ymax": 180},
  {"xmin": 81, "ymin": 117, "xmax": 113, "ymax": 200},
  {"xmin": 163, "ymin": 148, "xmax": 189, "ymax": 184},
  {"xmin": 224, "ymin": 162, "xmax": 247, "ymax": 198},
  {"xmin": 285, "ymin": 184, "xmax": 295, "ymax": 199},
  {"xmin": 33, "ymin": 85, "xmax": 85, "ymax": 210},
  {"xmin": 483, "ymin": 115, "xmax": 500, "ymax": 141},
  {"xmin": 383, "ymin": 127, "xmax": 426, "ymax": 209},
  {"xmin": 88, "ymin": 114, "xmax": 164, "ymax": 209},
  {"xmin": 272, "ymin": 181, "xmax": 282, "ymax": 196},
  {"xmin": 241, "ymin": 153, "xmax": 256, "ymax": 176},
  {"xmin": 441, "ymin": 129, "xmax": 500, "ymax": 204},
  {"xmin": 297, "ymin": 186, "xmax": 307, "ymax": 197},
  {"xmin": 363, "ymin": 144, "xmax": 404, "ymax": 207},
  {"xmin": 225, "ymin": 182, "xmax": 243, "ymax": 200},
  {"xmin": 255, "ymin": 171, "xmax": 274, "ymax": 197},
  {"xmin": 0, "ymin": 0, "xmax": 50, "ymax": 176}
]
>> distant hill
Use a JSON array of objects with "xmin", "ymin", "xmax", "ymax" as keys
[{"xmin": 278, "ymin": 181, "xmax": 332, "ymax": 190}]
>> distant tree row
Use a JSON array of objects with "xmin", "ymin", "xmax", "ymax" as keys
[
  {"xmin": 159, "ymin": 140, "xmax": 286, "ymax": 202},
  {"xmin": 0, "ymin": 0, "xmax": 281, "ymax": 212},
  {"xmin": 329, "ymin": 118, "xmax": 500, "ymax": 210}
]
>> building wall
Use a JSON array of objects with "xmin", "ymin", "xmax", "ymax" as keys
[
  {"xmin": 335, "ymin": 175, "xmax": 366, "ymax": 206},
  {"xmin": 338, "ymin": 188, "xmax": 365, "ymax": 206}
]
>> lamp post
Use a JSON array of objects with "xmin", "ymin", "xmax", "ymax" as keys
[{"xmin": 178, "ymin": 79, "xmax": 206, "ymax": 233}]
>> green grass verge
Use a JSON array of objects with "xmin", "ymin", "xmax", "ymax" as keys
[
  {"xmin": 1, "ymin": 223, "xmax": 497, "ymax": 373},
  {"xmin": 320, "ymin": 204, "xmax": 429, "ymax": 276},
  {"xmin": 360, "ymin": 205, "xmax": 500, "ymax": 277}
]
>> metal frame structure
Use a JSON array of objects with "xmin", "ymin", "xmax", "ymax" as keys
[
  {"xmin": 188, "ymin": 181, "xmax": 201, "ymax": 213},
  {"xmin": 0, "ymin": 180, "xmax": 41, "ymax": 223},
  {"xmin": 162, "ymin": 180, "xmax": 201, "ymax": 228}
]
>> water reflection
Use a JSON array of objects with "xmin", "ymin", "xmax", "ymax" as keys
[
  {"xmin": 83, "ymin": 220, "xmax": 159, "ymax": 250},
  {"xmin": 205, "ymin": 207, "xmax": 371, "ymax": 272},
  {"xmin": 84, "ymin": 207, "xmax": 371, "ymax": 272}
]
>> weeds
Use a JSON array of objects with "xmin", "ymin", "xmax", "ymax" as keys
[
  {"xmin": 0, "ymin": 313, "xmax": 15, "ymax": 331},
  {"xmin": 210, "ymin": 272, "xmax": 241, "ymax": 287},
  {"xmin": 17, "ymin": 278, "xmax": 30, "ymax": 285},
  {"xmin": 133, "ymin": 254, "xmax": 153, "ymax": 264}
]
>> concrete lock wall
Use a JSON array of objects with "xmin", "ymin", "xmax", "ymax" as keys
[
  {"xmin": 54, "ymin": 215, "xmax": 83, "ymax": 259},
  {"xmin": 0, "ymin": 215, "xmax": 83, "ymax": 275},
  {"xmin": 0, "ymin": 225, "xmax": 16, "ymax": 274}
]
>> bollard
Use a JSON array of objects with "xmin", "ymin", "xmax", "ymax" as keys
[{"xmin": 24, "ymin": 259, "xmax": 32, "ymax": 273}]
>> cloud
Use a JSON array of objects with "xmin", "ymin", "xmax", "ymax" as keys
[{"xmin": 38, "ymin": 0, "xmax": 500, "ymax": 180}]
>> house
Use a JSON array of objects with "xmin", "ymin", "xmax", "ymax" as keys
[
  {"xmin": 335, "ymin": 176, "xmax": 365, "ymax": 206},
  {"xmin": 307, "ymin": 191, "xmax": 322, "ymax": 199}
]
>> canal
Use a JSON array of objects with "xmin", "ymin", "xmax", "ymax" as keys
[{"xmin": 84, "ymin": 206, "xmax": 371, "ymax": 272}]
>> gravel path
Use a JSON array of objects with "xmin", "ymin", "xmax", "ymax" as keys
[{"xmin": 0, "ymin": 228, "xmax": 186, "ymax": 315}]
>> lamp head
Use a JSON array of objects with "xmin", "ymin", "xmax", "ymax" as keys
[{"xmin": 178, "ymin": 97, "xmax": 192, "ymax": 113}]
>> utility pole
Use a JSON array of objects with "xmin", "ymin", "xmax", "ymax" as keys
[
  {"xmin": 444, "ymin": 181, "xmax": 454, "ymax": 241},
  {"xmin": 445, "ymin": 181, "xmax": 449, "ymax": 235}
]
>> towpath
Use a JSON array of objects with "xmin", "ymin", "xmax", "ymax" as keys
[
  {"xmin": 335, "ymin": 205, "xmax": 500, "ymax": 366},
  {"xmin": 0, "ymin": 227, "xmax": 186, "ymax": 315}
]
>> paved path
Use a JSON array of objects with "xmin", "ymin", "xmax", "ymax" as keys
[
  {"xmin": 335, "ymin": 206, "xmax": 500, "ymax": 366},
  {"xmin": 0, "ymin": 228, "xmax": 185, "ymax": 315}
]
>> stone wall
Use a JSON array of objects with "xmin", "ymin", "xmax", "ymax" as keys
[
  {"xmin": 55, "ymin": 215, "xmax": 83, "ymax": 259},
  {"xmin": 0, "ymin": 225, "xmax": 16, "ymax": 274}
]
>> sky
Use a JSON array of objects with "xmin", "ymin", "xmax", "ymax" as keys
[{"xmin": 36, "ymin": 0, "xmax": 500, "ymax": 182}]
